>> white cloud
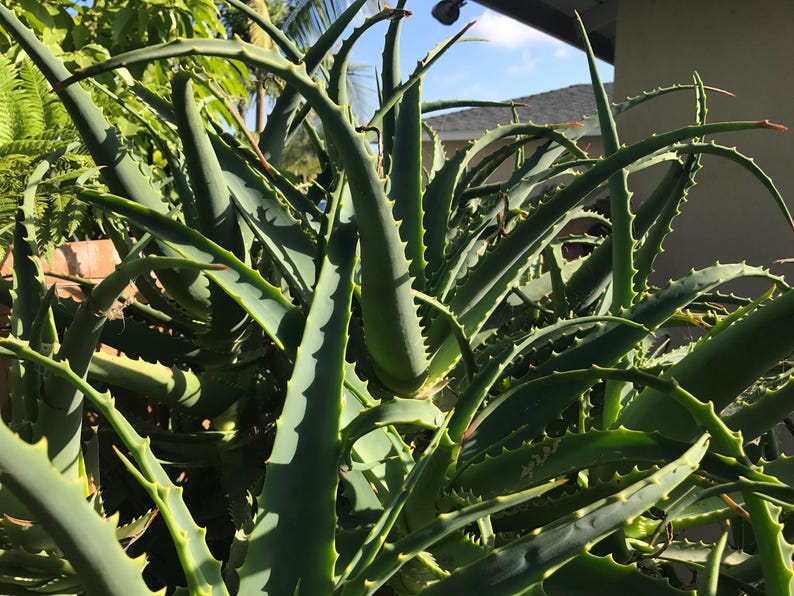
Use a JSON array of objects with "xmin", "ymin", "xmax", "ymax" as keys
[
  {"xmin": 553, "ymin": 46, "xmax": 574, "ymax": 59},
  {"xmin": 471, "ymin": 10, "xmax": 567, "ymax": 50},
  {"xmin": 458, "ymin": 83, "xmax": 502, "ymax": 101},
  {"xmin": 506, "ymin": 51, "xmax": 540, "ymax": 75}
]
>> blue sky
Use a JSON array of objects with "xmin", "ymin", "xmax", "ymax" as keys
[{"xmin": 349, "ymin": 4, "xmax": 614, "ymax": 107}]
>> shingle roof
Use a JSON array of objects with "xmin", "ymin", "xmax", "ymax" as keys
[{"xmin": 423, "ymin": 83, "xmax": 613, "ymax": 140}]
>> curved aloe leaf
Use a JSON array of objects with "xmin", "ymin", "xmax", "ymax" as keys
[
  {"xmin": 327, "ymin": 8, "xmax": 393, "ymax": 106},
  {"xmin": 390, "ymin": 80, "xmax": 425, "ymax": 286},
  {"xmin": 238, "ymin": 205, "xmax": 357, "ymax": 595},
  {"xmin": 0, "ymin": 424, "xmax": 153, "ymax": 595},
  {"xmin": 723, "ymin": 378, "xmax": 794, "ymax": 442},
  {"xmin": 56, "ymin": 37, "xmax": 428, "ymax": 393},
  {"xmin": 370, "ymin": 21, "xmax": 478, "ymax": 131},
  {"xmin": 633, "ymin": 74, "xmax": 708, "ymax": 294},
  {"xmin": 340, "ymin": 398, "xmax": 445, "ymax": 459},
  {"xmin": 10, "ymin": 149, "xmax": 67, "ymax": 432},
  {"xmin": 338, "ymin": 480, "xmax": 565, "ymax": 596},
  {"xmin": 378, "ymin": 0, "xmax": 407, "ymax": 173},
  {"xmin": 442, "ymin": 122, "xmax": 784, "ymax": 346},
  {"xmin": 448, "ymin": 314, "xmax": 646, "ymax": 444},
  {"xmin": 463, "ymin": 264, "xmax": 778, "ymax": 459},
  {"xmin": 471, "ymin": 364, "xmax": 744, "ymax": 464},
  {"xmin": 259, "ymin": 0, "xmax": 371, "ymax": 165},
  {"xmin": 675, "ymin": 142, "xmax": 793, "ymax": 228},
  {"xmin": 87, "ymin": 351, "xmax": 240, "ymax": 418},
  {"xmin": 453, "ymin": 428, "xmax": 755, "ymax": 499},
  {"xmin": 172, "ymin": 72, "xmax": 238, "ymax": 251},
  {"xmin": 545, "ymin": 553, "xmax": 691, "ymax": 595},
  {"xmin": 742, "ymin": 493, "xmax": 794, "ymax": 596},
  {"xmin": 619, "ymin": 288, "xmax": 794, "ymax": 440},
  {"xmin": 338, "ymin": 415, "xmax": 453, "ymax": 587},
  {"xmin": 0, "ymin": 547, "xmax": 80, "ymax": 592},
  {"xmin": 48, "ymin": 295, "xmax": 198, "ymax": 366},
  {"xmin": 419, "ymin": 436, "xmax": 709, "ymax": 595},
  {"xmin": 211, "ymin": 134, "xmax": 317, "ymax": 304},
  {"xmin": 172, "ymin": 72, "xmax": 251, "ymax": 348},
  {"xmin": 0, "ymin": 337, "xmax": 227, "ymax": 595},
  {"xmin": 421, "ymin": 99, "xmax": 530, "ymax": 114},
  {"xmin": 632, "ymin": 154, "xmax": 700, "ymax": 295},
  {"xmin": 36, "ymin": 256, "xmax": 225, "ymax": 475},
  {"xmin": 575, "ymin": 11, "xmax": 635, "ymax": 312},
  {"xmin": 567, "ymin": 145, "xmax": 733, "ymax": 310},
  {"xmin": 423, "ymin": 122, "xmax": 584, "ymax": 283},
  {"xmin": 696, "ymin": 530, "xmax": 728, "ymax": 596},
  {"xmin": 398, "ymin": 316, "xmax": 645, "ymax": 534},
  {"xmin": 341, "ymin": 363, "xmax": 415, "ymax": 503},
  {"xmin": 660, "ymin": 541, "xmax": 760, "ymax": 593},
  {"xmin": 78, "ymin": 189, "xmax": 303, "ymax": 351}
]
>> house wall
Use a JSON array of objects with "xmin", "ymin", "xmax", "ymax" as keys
[{"xmin": 614, "ymin": 0, "xmax": 794, "ymax": 284}]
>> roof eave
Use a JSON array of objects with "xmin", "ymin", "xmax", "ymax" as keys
[{"xmin": 471, "ymin": 0, "xmax": 616, "ymax": 64}]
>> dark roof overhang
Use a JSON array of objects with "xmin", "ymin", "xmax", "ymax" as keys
[{"xmin": 457, "ymin": 0, "xmax": 617, "ymax": 64}]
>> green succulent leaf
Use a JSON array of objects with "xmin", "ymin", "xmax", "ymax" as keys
[
  {"xmin": 545, "ymin": 553, "xmax": 693, "ymax": 595},
  {"xmin": 0, "ymin": 423, "xmax": 153, "ymax": 596},
  {"xmin": 742, "ymin": 492, "xmax": 794, "ymax": 596},
  {"xmin": 340, "ymin": 398, "xmax": 446, "ymax": 460},
  {"xmin": 338, "ymin": 479, "xmax": 566, "ymax": 596},
  {"xmin": 0, "ymin": 336, "xmax": 227, "ymax": 595},
  {"xmin": 77, "ymin": 188, "xmax": 303, "ymax": 351},
  {"xmin": 419, "ymin": 436, "xmax": 709, "ymax": 595},
  {"xmin": 619, "ymin": 287, "xmax": 794, "ymax": 440},
  {"xmin": 238, "ymin": 205, "xmax": 357, "ymax": 595}
]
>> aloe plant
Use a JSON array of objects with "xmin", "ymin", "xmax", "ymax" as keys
[{"xmin": 0, "ymin": 2, "xmax": 792, "ymax": 594}]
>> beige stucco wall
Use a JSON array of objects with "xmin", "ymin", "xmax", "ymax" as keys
[{"xmin": 614, "ymin": 0, "xmax": 794, "ymax": 284}]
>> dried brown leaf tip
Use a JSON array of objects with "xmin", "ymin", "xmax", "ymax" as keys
[
  {"xmin": 384, "ymin": 6, "xmax": 412, "ymax": 20},
  {"xmin": 757, "ymin": 119, "xmax": 787, "ymax": 131}
]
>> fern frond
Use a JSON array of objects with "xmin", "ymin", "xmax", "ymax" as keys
[
  {"xmin": 0, "ymin": 52, "xmax": 19, "ymax": 146},
  {"xmin": 16, "ymin": 57, "xmax": 52, "ymax": 137},
  {"xmin": 0, "ymin": 138, "xmax": 72, "ymax": 158}
]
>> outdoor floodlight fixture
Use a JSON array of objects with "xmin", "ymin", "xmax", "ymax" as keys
[{"xmin": 432, "ymin": 0, "xmax": 466, "ymax": 25}]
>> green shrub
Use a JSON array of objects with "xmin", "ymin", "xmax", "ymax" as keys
[{"xmin": 0, "ymin": 1, "xmax": 792, "ymax": 594}]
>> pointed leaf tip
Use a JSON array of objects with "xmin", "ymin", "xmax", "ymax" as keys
[{"xmin": 758, "ymin": 119, "xmax": 787, "ymax": 131}]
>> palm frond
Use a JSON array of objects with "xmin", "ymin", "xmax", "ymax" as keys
[{"xmin": 280, "ymin": 0, "xmax": 377, "ymax": 47}]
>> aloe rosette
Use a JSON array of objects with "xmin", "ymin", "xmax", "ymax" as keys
[{"xmin": 0, "ymin": 2, "xmax": 791, "ymax": 594}]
